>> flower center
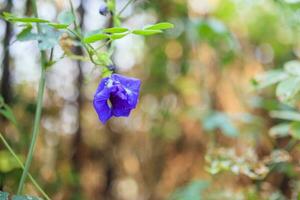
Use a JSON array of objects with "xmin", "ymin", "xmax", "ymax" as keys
[{"xmin": 107, "ymin": 98, "xmax": 113, "ymax": 108}]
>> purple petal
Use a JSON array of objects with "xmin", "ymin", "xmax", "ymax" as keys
[
  {"xmin": 112, "ymin": 74, "xmax": 141, "ymax": 93},
  {"xmin": 126, "ymin": 90, "xmax": 139, "ymax": 108},
  {"xmin": 112, "ymin": 107, "xmax": 131, "ymax": 117},
  {"xmin": 93, "ymin": 86, "xmax": 113, "ymax": 124},
  {"xmin": 95, "ymin": 77, "xmax": 110, "ymax": 94},
  {"xmin": 93, "ymin": 98, "xmax": 112, "ymax": 123}
]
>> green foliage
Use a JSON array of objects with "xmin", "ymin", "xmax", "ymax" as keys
[
  {"xmin": 206, "ymin": 148, "xmax": 291, "ymax": 180},
  {"xmin": 0, "ymin": 191, "xmax": 42, "ymax": 200},
  {"xmin": 0, "ymin": 191, "xmax": 9, "ymax": 200},
  {"xmin": 269, "ymin": 110, "xmax": 300, "ymax": 139},
  {"xmin": 2, "ymin": 12, "xmax": 49, "ymax": 23},
  {"xmin": 14, "ymin": 23, "xmax": 62, "ymax": 50},
  {"xmin": 254, "ymin": 60, "xmax": 300, "ymax": 105},
  {"xmin": 193, "ymin": 18, "xmax": 238, "ymax": 64},
  {"xmin": 83, "ymin": 33, "xmax": 110, "ymax": 43},
  {"xmin": 0, "ymin": 191, "xmax": 43, "ymax": 200},
  {"xmin": 202, "ymin": 112, "xmax": 238, "ymax": 137},
  {"xmin": 270, "ymin": 110, "xmax": 300, "ymax": 121},
  {"xmin": 57, "ymin": 11, "xmax": 75, "ymax": 25},
  {"xmin": 290, "ymin": 122, "xmax": 300, "ymax": 139},
  {"xmin": 169, "ymin": 180, "xmax": 210, "ymax": 200},
  {"xmin": 0, "ymin": 150, "xmax": 21, "ymax": 173},
  {"xmin": 103, "ymin": 27, "xmax": 129, "ymax": 33},
  {"xmin": 84, "ymin": 22, "xmax": 174, "ymax": 43},
  {"xmin": 252, "ymin": 70, "xmax": 288, "ymax": 89},
  {"xmin": 47, "ymin": 23, "xmax": 69, "ymax": 29},
  {"xmin": 133, "ymin": 22, "xmax": 174, "ymax": 36},
  {"xmin": 110, "ymin": 32, "xmax": 129, "ymax": 40},
  {"xmin": 12, "ymin": 195, "xmax": 42, "ymax": 200},
  {"xmin": 16, "ymin": 25, "xmax": 33, "ymax": 41},
  {"xmin": 132, "ymin": 29, "xmax": 163, "ymax": 36},
  {"xmin": 145, "ymin": 22, "xmax": 175, "ymax": 30},
  {"xmin": 269, "ymin": 123, "xmax": 290, "ymax": 138},
  {"xmin": 0, "ymin": 96, "xmax": 17, "ymax": 126},
  {"xmin": 37, "ymin": 25, "xmax": 62, "ymax": 50},
  {"xmin": 96, "ymin": 52, "xmax": 113, "ymax": 67}
]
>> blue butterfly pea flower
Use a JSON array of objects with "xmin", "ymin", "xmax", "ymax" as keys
[{"xmin": 93, "ymin": 74, "xmax": 141, "ymax": 124}]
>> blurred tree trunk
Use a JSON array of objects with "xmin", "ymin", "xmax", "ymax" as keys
[
  {"xmin": 1, "ymin": 0, "xmax": 12, "ymax": 104},
  {"xmin": 71, "ymin": 0, "xmax": 86, "ymax": 197},
  {"xmin": 0, "ymin": 0, "xmax": 12, "ymax": 191},
  {"xmin": 72, "ymin": 0, "xmax": 84, "ymax": 170}
]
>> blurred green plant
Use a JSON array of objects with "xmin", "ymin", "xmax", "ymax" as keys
[{"xmin": 169, "ymin": 180, "xmax": 210, "ymax": 200}]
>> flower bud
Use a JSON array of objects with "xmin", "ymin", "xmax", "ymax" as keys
[
  {"xmin": 108, "ymin": 64, "xmax": 117, "ymax": 72},
  {"xmin": 99, "ymin": 4, "xmax": 109, "ymax": 16}
]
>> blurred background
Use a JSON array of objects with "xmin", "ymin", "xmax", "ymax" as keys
[{"xmin": 1, "ymin": 0, "xmax": 300, "ymax": 199}]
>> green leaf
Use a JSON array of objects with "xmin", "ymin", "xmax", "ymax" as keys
[
  {"xmin": 202, "ymin": 112, "xmax": 238, "ymax": 137},
  {"xmin": 12, "ymin": 195, "xmax": 43, "ymax": 200},
  {"xmin": 110, "ymin": 32, "xmax": 129, "ymax": 40},
  {"xmin": 103, "ymin": 27, "xmax": 129, "ymax": 33},
  {"xmin": 2, "ymin": 12, "xmax": 14, "ymax": 20},
  {"xmin": 48, "ymin": 23, "xmax": 69, "ymax": 29},
  {"xmin": 37, "ymin": 25, "xmax": 61, "ymax": 50},
  {"xmin": 0, "ymin": 192, "xmax": 43, "ymax": 200},
  {"xmin": 11, "ymin": 18, "xmax": 49, "ymax": 23},
  {"xmin": 270, "ymin": 110, "xmax": 300, "ymax": 121},
  {"xmin": 0, "ymin": 106, "xmax": 17, "ymax": 125},
  {"xmin": 83, "ymin": 33, "xmax": 110, "ymax": 43},
  {"xmin": 132, "ymin": 29, "xmax": 163, "ymax": 36},
  {"xmin": 284, "ymin": 60, "xmax": 300, "ymax": 76},
  {"xmin": 253, "ymin": 70, "xmax": 288, "ymax": 89},
  {"xmin": 0, "ymin": 96, "xmax": 17, "ymax": 125},
  {"xmin": 0, "ymin": 191, "xmax": 9, "ymax": 200},
  {"xmin": 276, "ymin": 77, "xmax": 300, "ymax": 103},
  {"xmin": 2, "ymin": 13, "xmax": 49, "ymax": 23},
  {"xmin": 57, "ymin": 11, "xmax": 75, "ymax": 25},
  {"xmin": 145, "ymin": 22, "xmax": 174, "ymax": 30},
  {"xmin": 0, "ymin": 150, "xmax": 21, "ymax": 173},
  {"xmin": 269, "ymin": 123, "xmax": 290, "ymax": 138},
  {"xmin": 16, "ymin": 25, "xmax": 33, "ymax": 41},
  {"xmin": 290, "ymin": 122, "xmax": 300, "ymax": 140},
  {"xmin": 170, "ymin": 180, "xmax": 210, "ymax": 200}
]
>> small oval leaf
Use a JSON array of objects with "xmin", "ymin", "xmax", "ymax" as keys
[
  {"xmin": 0, "ymin": 191, "xmax": 9, "ymax": 200},
  {"xmin": 48, "ymin": 23, "xmax": 69, "ymax": 29},
  {"xmin": 11, "ymin": 17, "xmax": 49, "ymax": 23},
  {"xmin": 276, "ymin": 77, "xmax": 300, "ymax": 103},
  {"xmin": 110, "ymin": 32, "xmax": 129, "ymax": 40},
  {"xmin": 290, "ymin": 122, "xmax": 300, "ymax": 140},
  {"xmin": 145, "ymin": 22, "xmax": 174, "ymax": 30},
  {"xmin": 57, "ymin": 11, "xmax": 75, "ymax": 25},
  {"xmin": 132, "ymin": 29, "xmax": 162, "ymax": 36},
  {"xmin": 83, "ymin": 33, "xmax": 110, "ymax": 43},
  {"xmin": 103, "ymin": 27, "xmax": 129, "ymax": 33},
  {"xmin": 253, "ymin": 70, "xmax": 288, "ymax": 89},
  {"xmin": 270, "ymin": 110, "xmax": 300, "ymax": 121},
  {"xmin": 284, "ymin": 60, "xmax": 300, "ymax": 76},
  {"xmin": 269, "ymin": 123, "xmax": 290, "ymax": 138},
  {"xmin": 16, "ymin": 26, "xmax": 33, "ymax": 41},
  {"xmin": 12, "ymin": 195, "xmax": 43, "ymax": 200}
]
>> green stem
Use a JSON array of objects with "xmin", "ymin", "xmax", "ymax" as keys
[
  {"xmin": 17, "ymin": 67, "xmax": 46, "ymax": 194},
  {"xmin": 17, "ymin": 0, "xmax": 49, "ymax": 194},
  {"xmin": 111, "ymin": 0, "xmax": 118, "ymax": 26},
  {"xmin": 0, "ymin": 133, "xmax": 50, "ymax": 200},
  {"xmin": 66, "ymin": 28, "xmax": 99, "ymax": 65}
]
